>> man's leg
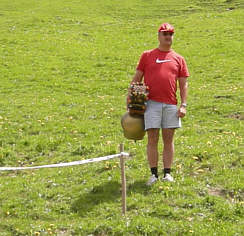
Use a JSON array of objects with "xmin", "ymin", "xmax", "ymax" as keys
[
  {"xmin": 162, "ymin": 128, "xmax": 175, "ymax": 178},
  {"xmin": 146, "ymin": 128, "xmax": 160, "ymax": 185},
  {"xmin": 147, "ymin": 128, "xmax": 160, "ymax": 168}
]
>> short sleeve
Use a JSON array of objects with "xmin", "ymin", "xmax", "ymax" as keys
[
  {"xmin": 136, "ymin": 52, "xmax": 147, "ymax": 73},
  {"xmin": 179, "ymin": 57, "xmax": 190, "ymax": 78}
]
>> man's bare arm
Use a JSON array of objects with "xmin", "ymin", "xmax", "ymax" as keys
[
  {"xmin": 179, "ymin": 77, "xmax": 188, "ymax": 104},
  {"xmin": 131, "ymin": 70, "xmax": 144, "ymax": 84},
  {"xmin": 178, "ymin": 77, "xmax": 188, "ymax": 117}
]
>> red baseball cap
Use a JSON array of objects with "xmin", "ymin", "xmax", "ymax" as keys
[{"xmin": 158, "ymin": 23, "xmax": 174, "ymax": 33}]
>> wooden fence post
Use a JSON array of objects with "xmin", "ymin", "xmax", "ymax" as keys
[{"xmin": 120, "ymin": 143, "xmax": 126, "ymax": 215}]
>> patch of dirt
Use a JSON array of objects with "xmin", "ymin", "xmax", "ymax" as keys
[
  {"xmin": 57, "ymin": 230, "xmax": 72, "ymax": 236},
  {"xmin": 208, "ymin": 188, "xmax": 227, "ymax": 197},
  {"xmin": 214, "ymin": 95, "xmax": 233, "ymax": 99},
  {"xmin": 208, "ymin": 187, "xmax": 244, "ymax": 203},
  {"xmin": 227, "ymin": 113, "xmax": 244, "ymax": 120}
]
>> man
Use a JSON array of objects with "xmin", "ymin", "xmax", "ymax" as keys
[{"xmin": 127, "ymin": 23, "xmax": 189, "ymax": 185}]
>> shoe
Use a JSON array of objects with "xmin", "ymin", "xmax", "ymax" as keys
[
  {"xmin": 146, "ymin": 174, "xmax": 158, "ymax": 186},
  {"xmin": 162, "ymin": 173, "xmax": 174, "ymax": 182}
]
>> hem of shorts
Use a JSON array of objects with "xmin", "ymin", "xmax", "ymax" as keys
[
  {"xmin": 162, "ymin": 126, "xmax": 181, "ymax": 129},
  {"xmin": 144, "ymin": 127, "xmax": 161, "ymax": 130}
]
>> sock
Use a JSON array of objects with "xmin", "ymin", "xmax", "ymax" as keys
[
  {"xmin": 163, "ymin": 168, "xmax": 171, "ymax": 177},
  {"xmin": 151, "ymin": 167, "xmax": 158, "ymax": 178}
]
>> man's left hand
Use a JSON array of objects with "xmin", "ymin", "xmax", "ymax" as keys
[{"xmin": 177, "ymin": 106, "xmax": 186, "ymax": 118}]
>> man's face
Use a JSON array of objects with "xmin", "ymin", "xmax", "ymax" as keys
[{"xmin": 158, "ymin": 31, "xmax": 174, "ymax": 46}]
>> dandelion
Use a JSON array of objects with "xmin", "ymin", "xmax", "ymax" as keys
[{"xmin": 176, "ymin": 164, "xmax": 182, "ymax": 169}]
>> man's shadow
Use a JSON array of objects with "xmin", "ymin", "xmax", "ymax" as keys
[{"xmin": 71, "ymin": 179, "xmax": 148, "ymax": 216}]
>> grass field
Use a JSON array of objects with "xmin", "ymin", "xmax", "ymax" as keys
[{"xmin": 0, "ymin": 0, "xmax": 244, "ymax": 235}]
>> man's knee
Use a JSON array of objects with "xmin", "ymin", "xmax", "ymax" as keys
[
  {"xmin": 147, "ymin": 128, "xmax": 159, "ymax": 145},
  {"xmin": 162, "ymin": 128, "xmax": 175, "ymax": 144}
]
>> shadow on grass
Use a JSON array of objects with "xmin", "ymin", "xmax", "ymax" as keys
[
  {"xmin": 71, "ymin": 180, "xmax": 149, "ymax": 216},
  {"xmin": 127, "ymin": 180, "xmax": 150, "ymax": 195},
  {"xmin": 71, "ymin": 181, "xmax": 121, "ymax": 216}
]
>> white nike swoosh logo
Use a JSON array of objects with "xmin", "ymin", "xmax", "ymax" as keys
[{"xmin": 156, "ymin": 59, "xmax": 171, "ymax": 63}]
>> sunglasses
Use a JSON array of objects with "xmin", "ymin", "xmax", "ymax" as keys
[{"xmin": 161, "ymin": 32, "xmax": 174, "ymax": 36}]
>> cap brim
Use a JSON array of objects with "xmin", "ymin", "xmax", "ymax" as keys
[{"xmin": 159, "ymin": 30, "xmax": 174, "ymax": 32}]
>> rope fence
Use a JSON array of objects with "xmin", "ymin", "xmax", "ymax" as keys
[
  {"xmin": 0, "ymin": 152, "xmax": 129, "ymax": 171},
  {"xmin": 0, "ymin": 143, "xmax": 129, "ymax": 215}
]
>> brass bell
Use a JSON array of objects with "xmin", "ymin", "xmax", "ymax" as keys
[{"xmin": 121, "ymin": 112, "xmax": 146, "ymax": 140}]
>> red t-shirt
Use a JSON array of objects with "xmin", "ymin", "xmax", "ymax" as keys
[{"xmin": 136, "ymin": 48, "xmax": 190, "ymax": 105}]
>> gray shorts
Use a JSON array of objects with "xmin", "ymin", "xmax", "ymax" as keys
[{"xmin": 144, "ymin": 100, "xmax": 181, "ymax": 130}]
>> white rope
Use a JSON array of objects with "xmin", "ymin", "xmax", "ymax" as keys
[{"xmin": 0, "ymin": 152, "xmax": 129, "ymax": 171}]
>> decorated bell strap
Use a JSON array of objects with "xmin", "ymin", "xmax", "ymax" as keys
[{"xmin": 128, "ymin": 82, "xmax": 149, "ymax": 114}]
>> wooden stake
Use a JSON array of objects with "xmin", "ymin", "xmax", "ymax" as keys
[{"xmin": 120, "ymin": 143, "xmax": 126, "ymax": 215}]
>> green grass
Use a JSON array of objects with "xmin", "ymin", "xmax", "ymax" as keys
[{"xmin": 0, "ymin": 0, "xmax": 243, "ymax": 235}]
